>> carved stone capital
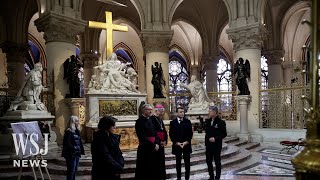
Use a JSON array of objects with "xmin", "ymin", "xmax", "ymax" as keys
[
  {"xmin": 1, "ymin": 41, "xmax": 29, "ymax": 63},
  {"xmin": 263, "ymin": 49, "xmax": 285, "ymax": 65},
  {"xmin": 35, "ymin": 12, "xmax": 87, "ymax": 44},
  {"xmin": 64, "ymin": 98, "xmax": 85, "ymax": 109},
  {"xmin": 235, "ymin": 95, "xmax": 252, "ymax": 105},
  {"xmin": 81, "ymin": 52, "xmax": 100, "ymax": 68},
  {"xmin": 227, "ymin": 23, "xmax": 268, "ymax": 51},
  {"xmin": 141, "ymin": 30, "xmax": 173, "ymax": 53}
]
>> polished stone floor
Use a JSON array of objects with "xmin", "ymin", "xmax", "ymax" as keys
[{"xmin": 170, "ymin": 142, "xmax": 297, "ymax": 180}]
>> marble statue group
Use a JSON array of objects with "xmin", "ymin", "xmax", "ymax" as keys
[{"xmin": 88, "ymin": 53, "xmax": 139, "ymax": 94}]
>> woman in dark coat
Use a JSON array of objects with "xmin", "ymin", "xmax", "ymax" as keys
[
  {"xmin": 91, "ymin": 116, "xmax": 124, "ymax": 180},
  {"xmin": 62, "ymin": 115, "xmax": 85, "ymax": 180}
]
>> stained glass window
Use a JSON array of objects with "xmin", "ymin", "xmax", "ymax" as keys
[
  {"xmin": 169, "ymin": 50, "xmax": 189, "ymax": 112},
  {"xmin": 217, "ymin": 58, "xmax": 232, "ymax": 111},
  {"xmin": 261, "ymin": 56, "xmax": 268, "ymax": 89}
]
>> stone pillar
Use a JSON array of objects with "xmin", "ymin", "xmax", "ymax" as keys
[
  {"xmin": 204, "ymin": 59, "xmax": 218, "ymax": 92},
  {"xmin": 81, "ymin": 52, "xmax": 100, "ymax": 93},
  {"xmin": 141, "ymin": 31, "xmax": 173, "ymax": 120},
  {"xmin": 264, "ymin": 49, "xmax": 285, "ymax": 88},
  {"xmin": 1, "ymin": 42, "xmax": 28, "ymax": 95},
  {"xmin": 282, "ymin": 62, "xmax": 294, "ymax": 86},
  {"xmin": 227, "ymin": 23, "xmax": 267, "ymax": 141},
  {"xmin": 35, "ymin": 12, "xmax": 87, "ymax": 141},
  {"xmin": 236, "ymin": 95, "xmax": 251, "ymax": 141},
  {"xmin": 191, "ymin": 65, "xmax": 200, "ymax": 80}
]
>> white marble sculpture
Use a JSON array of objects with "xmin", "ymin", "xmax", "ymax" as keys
[
  {"xmin": 9, "ymin": 62, "xmax": 48, "ymax": 111},
  {"xmin": 179, "ymin": 75, "xmax": 212, "ymax": 111},
  {"xmin": 88, "ymin": 53, "xmax": 140, "ymax": 94}
]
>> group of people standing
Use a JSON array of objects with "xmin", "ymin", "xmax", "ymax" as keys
[
  {"xmin": 62, "ymin": 104, "xmax": 227, "ymax": 180},
  {"xmin": 135, "ymin": 104, "xmax": 227, "ymax": 180}
]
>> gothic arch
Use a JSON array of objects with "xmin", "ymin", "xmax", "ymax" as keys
[
  {"xmin": 281, "ymin": 1, "xmax": 310, "ymax": 62},
  {"xmin": 169, "ymin": 44, "xmax": 191, "ymax": 71},
  {"xmin": 168, "ymin": 0, "xmax": 184, "ymax": 26},
  {"xmin": 129, "ymin": 0, "xmax": 145, "ymax": 29},
  {"xmin": 114, "ymin": 42, "xmax": 138, "ymax": 71},
  {"xmin": 171, "ymin": 20, "xmax": 202, "ymax": 67},
  {"xmin": 223, "ymin": 0, "xmax": 267, "ymax": 26}
]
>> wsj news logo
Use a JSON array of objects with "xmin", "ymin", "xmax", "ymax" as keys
[{"xmin": 12, "ymin": 133, "xmax": 49, "ymax": 167}]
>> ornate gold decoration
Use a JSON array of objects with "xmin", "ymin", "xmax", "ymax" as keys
[
  {"xmin": 79, "ymin": 104, "xmax": 85, "ymax": 125},
  {"xmin": 88, "ymin": 11, "xmax": 128, "ymax": 58},
  {"xmin": 99, "ymin": 100, "xmax": 137, "ymax": 116},
  {"xmin": 292, "ymin": 1, "xmax": 320, "ymax": 178},
  {"xmin": 259, "ymin": 86, "xmax": 308, "ymax": 129}
]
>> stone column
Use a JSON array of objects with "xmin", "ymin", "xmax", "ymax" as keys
[
  {"xmin": 141, "ymin": 31, "xmax": 173, "ymax": 120},
  {"xmin": 264, "ymin": 49, "xmax": 285, "ymax": 88},
  {"xmin": 81, "ymin": 52, "xmax": 100, "ymax": 93},
  {"xmin": 191, "ymin": 65, "xmax": 201, "ymax": 80},
  {"xmin": 235, "ymin": 95, "xmax": 251, "ymax": 141},
  {"xmin": 1, "ymin": 42, "xmax": 29, "ymax": 95},
  {"xmin": 204, "ymin": 59, "xmax": 218, "ymax": 92},
  {"xmin": 227, "ymin": 23, "xmax": 267, "ymax": 142},
  {"xmin": 35, "ymin": 12, "xmax": 87, "ymax": 141}
]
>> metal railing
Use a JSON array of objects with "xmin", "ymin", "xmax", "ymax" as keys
[{"xmin": 259, "ymin": 85, "xmax": 308, "ymax": 129}]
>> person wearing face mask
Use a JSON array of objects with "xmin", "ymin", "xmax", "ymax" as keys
[
  {"xmin": 205, "ymin": 106, "xmax": 227, "ymax": 180},
  {"xmin": 134, "ymin": 104, "xmax": 160, "ymax": 179},
  {"xmin": 91, "ymin": 116, "xmax": 124, "ymax": 180},
  {"xmin": 169, "ymin": 107, "xmax": 193, "ymax": 180}
]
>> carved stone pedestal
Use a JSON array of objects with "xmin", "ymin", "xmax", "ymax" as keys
[
  {"xmin": 0, "ymin": 110, "xmax": 57, "ymax": 158},
  {"xmin": 235, "ymin": 95, "xmax": 251, "ymax": 141}
]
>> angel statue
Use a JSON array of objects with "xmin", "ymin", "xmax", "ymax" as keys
[{"xmin": 234, "ymin": 58, "xmax": 250, "ymax": 95}]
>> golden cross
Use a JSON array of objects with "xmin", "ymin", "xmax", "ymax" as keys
[{"xmin": 89, "ymin": 11, "xmax": 128, "ymax": 59}]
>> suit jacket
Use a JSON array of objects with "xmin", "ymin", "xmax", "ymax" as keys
[
  {"xmin": 169, "ymin": 117, "xmax": 193, "ymax": 155},
  {"xmin": 205, "ymin": 116, "xmax": 227, "ymax": 149}
]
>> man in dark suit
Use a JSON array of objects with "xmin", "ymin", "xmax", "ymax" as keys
[
  {"xmin": 169, "ymin": 107, "xmax": 193, "ymax": 180},
  {"xmin": 205, "ymin": 106, "xmax": 227, "ymax": 180}
]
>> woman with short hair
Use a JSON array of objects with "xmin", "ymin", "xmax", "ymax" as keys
[{"xmin": 91, "ymin": 116, "xmax": 124, "ymax": 180}]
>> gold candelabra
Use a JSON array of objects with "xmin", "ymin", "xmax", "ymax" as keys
[{"xmin": 291, "ymin": 0, "xmax": 320, "ymax": 179}]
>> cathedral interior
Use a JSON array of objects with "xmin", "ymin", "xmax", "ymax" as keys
[{"xmin": 0, "ymin": 0, "xmax": 319, "ymax": 179}]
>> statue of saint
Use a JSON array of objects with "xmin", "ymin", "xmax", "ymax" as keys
[
  {"xmin": 63, "ymin": 55, "xmax": 82, "ymax": 98},
  {"xmin": 179, "ymin": 75, "xmax": 211, "ymax": 110},
  {"xmin": 151, "ymin": 62, "xmax": 166, "ymax": 98},
  {"xmin": 9, "ymin": 62, "xmax": 47, "ymax": 111},
  {"xmin": 234, "ymin": 58, "xmax": 251, "ymax": 95}
]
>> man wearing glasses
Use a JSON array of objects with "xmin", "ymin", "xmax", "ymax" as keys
[{"xmin": 134, "ymin": 104, "xmax": 160, "ymax": 179}]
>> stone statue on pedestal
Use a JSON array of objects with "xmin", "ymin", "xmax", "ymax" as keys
[
  {"xmin": 151, "ymin": 62, "xmax": 166, "ymax": 98},
  {"xmin": 9, "ymin": 62, "xmax": 47, "ymax": 111},
  {"xmin": 63, "ymin": 55, "xmax": 82, "ymax": 98},
  {"xmin": 179, "ymin": 75, "xmax": 211, "ymax": 111},
  {"xmin": 234, "ymin": 58, "xmax": 251, "ymax": 95},
  {"xmin": 88, "ymin": 53, "xmax": 139, "ymax": 94}
]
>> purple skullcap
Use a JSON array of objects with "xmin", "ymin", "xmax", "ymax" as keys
[{"xmin": 155, "ymin": 104, "xmax": 165, "ymax": 110}]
